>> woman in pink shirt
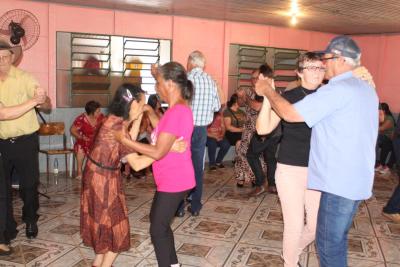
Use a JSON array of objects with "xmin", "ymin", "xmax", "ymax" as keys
[{"xmin": 116, "ymin": 62, "xmax": 195, "ymax": 267}]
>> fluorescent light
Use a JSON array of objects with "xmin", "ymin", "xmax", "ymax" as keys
[
  {"xmin": 291, "ymin": 16, "xmax": 297, "ymax": 26},
  {"xmin": 289, "ymin": 0, "xmax": 299, "ymax": 26}
]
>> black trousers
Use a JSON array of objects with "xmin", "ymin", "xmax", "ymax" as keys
[
  {"xmin": 246, "ymin": 134, "xmax": 280, "ymax": 187},
  {"xmin": 150, "ymin": 190, "xmax": 189, "ymax": 267},
  {"xmin": 0, "ymin": 154, "xmax": 7, "ymax": 243},
  {"xmin": 0, "ymin": 132, "xmax": 39, "ymax": 243},
  {"xmin": 377, "ymin": 134, "xmax": 396, "ymax": 167}
]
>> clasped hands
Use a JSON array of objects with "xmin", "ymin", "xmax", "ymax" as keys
[
  {"xmin": 33, "ymin": 87, "xmax": 47, "ymax": 106},
  {"xmin": 255, "ymin": 74, "xmax": 275, "ymax": 97},
  {"xmin": 113, "ymin": 121, "xmax": 188, "ymax": 153}
]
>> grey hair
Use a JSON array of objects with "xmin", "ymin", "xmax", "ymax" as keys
[
  {"xmin": 343, "ymin": 56, "xmax": 360, "ymax": 67},
  {"xmin": 188, "ymin": 50, "xmax": 205, "ymax": 69}
]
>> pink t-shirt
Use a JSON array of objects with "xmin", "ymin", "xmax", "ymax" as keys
[{"xmin": 151, "ymin": 104, "xmax": 195, "ymax": 192}]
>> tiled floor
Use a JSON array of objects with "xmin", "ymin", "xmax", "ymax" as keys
[{"xmin": 1, "ymin": 164, "xmax": 400, "ymax": 266}]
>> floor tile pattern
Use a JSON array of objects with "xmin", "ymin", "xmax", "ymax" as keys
[{"xmin": 1, "ymin": 164, "xmax": 399, "ymax": 266}]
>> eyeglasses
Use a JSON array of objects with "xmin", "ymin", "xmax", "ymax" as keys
[
  {"xmin": 301, "ymin": 66, "xmax": 326, "ymax": 72},
  {"xmin": 321, "ymin": 56, "xmax": 338, "ymax": 61}
]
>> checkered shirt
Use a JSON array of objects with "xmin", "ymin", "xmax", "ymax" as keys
[{"xmin": 188, "ymin": 67, "xmax": 221, "ymax": 126}]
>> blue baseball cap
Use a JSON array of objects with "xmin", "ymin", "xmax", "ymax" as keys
[{"xmin": 318, "ymin": 35, "xmax": 361, "ymax": 60}]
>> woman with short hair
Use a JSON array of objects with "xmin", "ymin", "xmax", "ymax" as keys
[
  {"xmin": 70, "ymin": 100, "xmax": 104, "ymax": 180},
  {"xmin": 256, "ymin": 52, "xmax": 325, "ymax": 267}
]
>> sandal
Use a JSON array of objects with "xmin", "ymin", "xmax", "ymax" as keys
[{"xmin": 0, "ymin": 244, "xmax": 12, "ymax": 256}]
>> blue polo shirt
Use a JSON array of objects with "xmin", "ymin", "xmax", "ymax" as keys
[{"xmin": 294, "ymin": 71, "xmax": 379, "ymax": 200}]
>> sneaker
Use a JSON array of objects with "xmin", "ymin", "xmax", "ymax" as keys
[
  {"xmin": 382, "ymin": 212, "xmax": 400, "ymax": 223},
  {"xmin": 209, "ymin": 165, "xmax": 217, "ymax": 171},
  {"xmin": 216, "ymin": 163, "xmax": 225, "ymax": 169}
]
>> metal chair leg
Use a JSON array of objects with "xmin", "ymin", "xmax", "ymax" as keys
[
  {"xmin": 46, "ymin": 155, "xmax": 49, "ymax": 181},
  {"xmin": 65, "ymin": 154, "xmax": 68, "ymax": 177}
]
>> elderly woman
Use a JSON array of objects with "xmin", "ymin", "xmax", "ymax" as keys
[
  {"xmin": 80, "ymin": 84, "xmax": 145, "ymax": 267},
  {"xmin": 70, "ymin": 100, "xmax": 104, "ymax": 179},
  {"xmin": 256, "ymin": 53, "xmax": 324, "ymax": 267},
  {"xmin": 115, "ymin": 62, "xmax": 195, "ymax": 267}
]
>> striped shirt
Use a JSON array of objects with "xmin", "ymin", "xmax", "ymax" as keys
[{"xmin": 188, "ymin": 67, "xmax": 221, "ymax": 126}]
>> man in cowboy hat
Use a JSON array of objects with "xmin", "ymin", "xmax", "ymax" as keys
[
  {"xmin": 0, "ymin": 85, "xmax": 46, "ymax": 256},
  {"xmin": 0, "ymin": 38, "xmax": 50, "ymax": 250}
]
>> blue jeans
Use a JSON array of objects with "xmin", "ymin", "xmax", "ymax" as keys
[
  {"xmin": 316, "ymin": 192, "xmax": 361, "ymax": 267},
  {"xmin": 189, "ymin": 126, "xmax": 207, "ymax": 212},
  {"xmin": 206, "ymin": 136, "xmax": 230, "ymax": 166},
  {"xmin": 383, "ymin": 185, "xmax": 400, "ymax": 214}
]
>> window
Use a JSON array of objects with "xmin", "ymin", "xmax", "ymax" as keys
[
  {"xmin": 56, "ymin": 32, "xmax": 171, "ymax": 107},
  {"xmin": 228, "ymin": 44, "xmax": 305, "ymax": 94}
]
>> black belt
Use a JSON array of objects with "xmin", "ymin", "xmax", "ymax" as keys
[
  {"xmin": 87, "ymin": 155, "xmax": 120, "ymax": 171},
  {"xmin": 0, "ymin": 132, "xmax": 37, "ymax": 144}
]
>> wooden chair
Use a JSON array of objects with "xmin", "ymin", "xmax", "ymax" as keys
[{"xmin": 38, "ymin": 122, "xmax": 74, "ymax": 178}]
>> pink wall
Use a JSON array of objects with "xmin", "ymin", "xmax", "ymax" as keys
[
  {"xmin": 352, "ymin": 35, "xmax": 400, "ymax": 111},
  {"xmin": 2, "ymin": 0, "xmax": 400, "ymax": 111}
]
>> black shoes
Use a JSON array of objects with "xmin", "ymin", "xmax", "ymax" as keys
[
  {"xmin": 210, "ymin": 163, "xmax": 225, "ymax": 171},
  {"xmin": 175, "ymin": 210, "xmax": 185, "ymax": 217},
  {"xmin": 236, "ymin": 181, "xmax": 244, "ymax": 188},
  {"xmin": 25, "ymin": 222, "xmax": 38, "ymax": 239},
  {"xmin": 216, "ymin": 163, "xmax": 225, "ymax": 169},
  {"xmin": 187, "ymin": 206, "xmax": 200, "ymax": 216}
]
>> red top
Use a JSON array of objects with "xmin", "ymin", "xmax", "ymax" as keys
[
  {"xmin": 207, "ymin": 112, "xmax": 224, "ymax": 140},
  {"xmin": 73, "ymin": 113, "xmax": 104, "ymax": 154}
]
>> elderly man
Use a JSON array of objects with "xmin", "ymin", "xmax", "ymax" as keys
[
  {"xmin": 181, "ymin": 51, "xmax": 221, "ymax": 216},
  {"xmin": 0, "ymin": 39, "xmax": 50, "ymax": 243},
  {"xmin": 0, "ymin": 92, "xmax": 46, "ymax": 255},
  {"xmin": 255, "ymin": 36, "xmax": 378, "ymax": 267}
]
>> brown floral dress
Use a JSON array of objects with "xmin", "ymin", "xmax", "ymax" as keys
[
  {"xmin": 234, "ymin": 89, "xmax": 267, "ymax": 183},
  {"xmin": 80, "ymin": 115, "xmax": 134, "ymax": 254}
]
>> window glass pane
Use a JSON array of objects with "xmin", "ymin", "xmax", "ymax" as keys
[{"xmin": 56, "ymin": 32, "xmax": 171, "ymax": 107}]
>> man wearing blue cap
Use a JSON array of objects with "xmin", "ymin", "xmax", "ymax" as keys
[{"xmin": 255, "ymin": 36, "xmax": 378, "ymax": 267}]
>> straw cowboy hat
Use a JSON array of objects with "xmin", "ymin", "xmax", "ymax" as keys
[{"xmin": 0, "ymin": 38, "xmax": 22, "ymax": 64}]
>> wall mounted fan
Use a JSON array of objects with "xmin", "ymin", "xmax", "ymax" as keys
[{"xmin": 0, "ymin": 9, "xmax": 40, "ymax": 50}]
